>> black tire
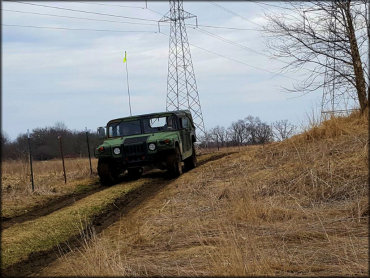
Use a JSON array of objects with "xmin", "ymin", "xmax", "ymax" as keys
[
  {"xmin": 127, "ymin": 167, "xmax": 143, "ymax": 180},
  {"xmin": 167, "ymin": 146, "xmax": 183, "ymax": 177},
  {"xmin": 97, "ymin": 159, "xmax": 120, "ymax": 185},
  {"xmin": 184, "ymin": 144, "xmax": 197, "ymax": 171}
]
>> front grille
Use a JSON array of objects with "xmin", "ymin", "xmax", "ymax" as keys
[
  {"xmin": 123, "ymin": 143, "xmax": 146, "ymax": 156},
  {"xmin": 124, "ymin": 136, "xmax": 149, "ymax": 145}
]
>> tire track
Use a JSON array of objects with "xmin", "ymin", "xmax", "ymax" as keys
[
  {"xmin": 2, "ymin": 152, "xmax": 234, "ymax": 230},
  {"xmin": 1, "ymin": 181, "xmax": 102, "ymax": 229},
  {"xmin": 3, "ymin": 172, "xmax": 172, "ymax": 277}
]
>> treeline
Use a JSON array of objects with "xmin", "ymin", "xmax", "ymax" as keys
[
  {"xmin": 1, "ymin": 116, "xmax": 297, "ymax": 160},
  {"xmin": 1, "ymin": 122, "xmax": 103, "ymax": 161},
  {"xmin": 200, "ymin": 115, "xmax": 296, "ymax": 148}
]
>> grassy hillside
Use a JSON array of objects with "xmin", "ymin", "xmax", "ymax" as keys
[
  {"xmin": 35, "ymin": 112, "xmax": 368, "ymax": 276},
  {"xmin": 207, "ymin": 112, "xmax": 368, "ymax": 275},
  {"xmin": 1, "ymin": 152, "xmax": 227, "ymax": 275},
  {"xmin": 1, "ymin": 158, "xmax": 98, "ymax": 219}
]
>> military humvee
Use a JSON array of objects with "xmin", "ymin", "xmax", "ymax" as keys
[{"xmin": 95, "ymin": 110, "xmax": 197, "ymax": 184}]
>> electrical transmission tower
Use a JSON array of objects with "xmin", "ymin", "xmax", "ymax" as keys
[
  {"xmin": 159, "ymin": 0, "xmax": 206, "ymax": 139},
  {"xmin": 320, "ymin": 1, "xmax": 356, "ymax": 119}
]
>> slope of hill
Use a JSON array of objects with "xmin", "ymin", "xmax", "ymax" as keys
[{"xmin": 36, "ymin": 112, "xmax": 368, "ymax": 276}]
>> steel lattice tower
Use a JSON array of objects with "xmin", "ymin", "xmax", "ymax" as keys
[
  {"xmin": 321, "ymin": 1, "xmax": 356, "ymax": 119},
  {"xmin": 160, "ymin": 0, "xmax": 206, "ymax": 139}
]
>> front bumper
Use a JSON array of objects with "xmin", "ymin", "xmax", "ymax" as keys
[
  {"xmin": 96, "ymin": 141, "xmax": 175, "ymax": 169},
  {"xmin": 122, "ymin": 149, "xmax": 173, "ymax": 168}
]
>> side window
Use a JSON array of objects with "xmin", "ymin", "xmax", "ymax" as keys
[
  {"xmin": 166, "ymin": 116, "xmax": 178, "ymax": 130},
  {"xmin": 180, "ymin": 117, "xmax": 189, "ymax": 129}
]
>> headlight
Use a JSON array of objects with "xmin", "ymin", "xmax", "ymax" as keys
[
  {"xmin": 148, "ymin": 143, "xmax": 156, "ymax": 151},
  {"xmin": 113, "ymin": 147, "xmax": 121, "ymax": 155}
]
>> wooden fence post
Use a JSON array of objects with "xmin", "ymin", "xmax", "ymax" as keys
[
  {"xmin": 27, "ymin": 129, "xmax": 35, "ymax": 191},
  {"xmin": 58, "ymin": 135, "xmax": 67, "ymax": 183}
]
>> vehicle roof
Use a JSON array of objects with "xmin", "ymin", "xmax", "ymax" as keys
[{"xmin": 107, "ymin": 110, "xmax": 192, "ymax": 124}]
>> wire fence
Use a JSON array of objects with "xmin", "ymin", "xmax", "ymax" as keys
[{"xmin": 4, "ymin": 130, "xmax": 96, "ymax": 192}]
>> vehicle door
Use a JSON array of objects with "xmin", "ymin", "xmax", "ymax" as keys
[{"xmin": 179, "ymin": 116, "xmax": 192, "ymax": 155}]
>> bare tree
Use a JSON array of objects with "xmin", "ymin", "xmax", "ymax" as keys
[
  {"xmin": 229, "ymin": 120, "xmax": 245, "ymax": 146},
  {"xmin": 244, "ymin": 115, "xmax": 260, "ymax": 144},
  {"xmin": 273, "ymin": 119, "xmax": 297, "ymax": 141},
  {"xmin": 264, "ymin": 0, "xmax": 368, "ymax": 113},
  {"xmin": 198, "ymin": 131, "xmax": 213, "ymax": 148},
  {"xmin": 225, "ymin": 128, "xmax": 234, "ymax": 147},
  {"xmin": 1, "ymin": 132, "xmax": 10, "ymax": 146},
  {"xmin": 201, "ymin": 116, "xmax": 288, "ymax": 147},
  {"xmin": 210, "ymin": 126, "xmax": 227, "ymax": 150},
  {"xmin": 254, "ymin": 122, "xmax": 274, "ymax": 144}
]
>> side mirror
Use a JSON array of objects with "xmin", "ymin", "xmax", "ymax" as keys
[{"xmin": 97, "ymin": 127, "xmax": 106, "ymax": 138}]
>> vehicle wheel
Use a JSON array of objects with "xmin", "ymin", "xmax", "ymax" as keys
[
  {"xmin": 127, "ymin": 167, "xmax": 143, "ymax": 180},
  {"xmin": 167, "ymin": 146, "xmax": 183, "ymax": 177},
  {"xmin": 184, "ymin": 144, "xmax": 197, "ymax": 171},
  {"xmin": 97, "ymin": 159, "xmax": 119, "ymax": 185}
]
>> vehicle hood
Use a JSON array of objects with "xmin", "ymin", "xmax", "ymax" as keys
[
  {"xmin": 102, "ymin": 132, "xmax": 177, "ymax": 147},
  {"xmin": 145, "ymin": 132, "xmax": 178, "ymax": 142}
]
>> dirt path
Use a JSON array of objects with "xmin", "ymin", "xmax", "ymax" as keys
[
  {"xmin": 2, "ymin": 152, "xmax": 230, "ymax": 231},
  {"xmin": 1, "ymin": 182, "xmax": 102, "ymax": 229},
  {"xmin": 3, "ymin": 152, "xmax": 232, "ymax": 277},
  {"xmin": 4, "ymin": 173, "xmax": 171, "ymax": 277}
]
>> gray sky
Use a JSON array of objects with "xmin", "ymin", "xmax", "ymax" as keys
[{"xmin": 2, "ymin": 1, "xmax": 324, "ymax": 140}]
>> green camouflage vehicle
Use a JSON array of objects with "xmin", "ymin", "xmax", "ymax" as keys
[{"xmin": 95, "ymin": 110, "xmax": 197, "ymax": 184}]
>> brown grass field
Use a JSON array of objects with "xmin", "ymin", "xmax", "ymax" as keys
[
  {"xmin": 2, "ymin": 112, "xmax": 368, "ymax": 276},
  {"xmin": 1, "ymin": 157, "xmax": 98, "ymax": 219}
]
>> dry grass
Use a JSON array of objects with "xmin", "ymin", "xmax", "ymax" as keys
[
  {"xmin": 2, "ymin": 152, "xmax": 228, "ymax": 274},
  {"xmin": 57, "ymin": 226, "xmax": 148, "ymax": 276},
  {"xmin": 207, "ymin": 111, "xmax": 368, "ymax": 276},
  {"xmin": 2, "ymin": 177, "xmax": 147, "ymax": 270},
  {"xmin": 197, "ymin": 145, "xmax": 243, "ymax": 155},
  {"xmin": 1, "ymin": 158, "xmax": 98, "ymax": 218},
  {"xmin": 33, "ymin": 112, "xmax": 368, "ymax": 276}
]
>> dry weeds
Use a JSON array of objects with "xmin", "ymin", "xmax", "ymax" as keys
[
  {"xmin": 1, "ymin": 158, "xmax": 98, "ymax": 218},
  {"xmin": 34, "ymin": 112, "xmax": 368, "ymax": 276}
]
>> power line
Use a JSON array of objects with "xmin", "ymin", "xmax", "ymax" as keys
[
  {"xmin": 83, "ymin": 1, "xmax": 256, "ymax": 30},
  {"xmin": 79, "ymin": 0, "xmax": 256, "ymax": 32},
  {"xmin": 193, "ymin": 27, "xmax": 273, "ymax": 60},
  {"xmin": 248, "ymin": 1, "xmax": 293, "ymax": 11},
  {"xmin": 12, "ymin": 1, "xmax": 160, "ymax": 22},
  {"xmin": 4, "ymin": 3, "xmax": 299, "ymax": 81},
  {"xmin": 145, "ymin": 7, "xmax": 164, "ymax": 16},
  {"xmin": 2, "ymin": 24, "xmax": 157, "ymax": 33},
  {"xmin": 2, "ymin": 9, "xmax": 158, "ymax": 27},
  {"xmin": 2, "ymin": 23, "xmax": 302, "ymax": 81},
  {"xmin": 210, "ymin": 2, "xmax": 263, "ymax": 29},
  {"xmin": 61, "ymin": 1, "xmax": 256, "ymax": 31},
  {"xmin": 193, "ymin": 24, "xmax": 255, "ymax": 31},
  {"xmin": 2, "ymin": 26, "xmax": 298, "ymax": 80},
  {"xmin": 7, "ymin": 2, "xmax": 256, "ymax": 32},
  {"xmin": 158, "ymin": 31, "xmax": 298, "ymax": 82},
  {"xmin": 190, "ymin": 41, "xmax": 298, "ymax": 81},
  {"xmin": 75, "ymin": 1, "xmax": 146, "ymax": 10},
  {"xmin": 192, "ymin": 27, "xmax": 313, "ymax": 74}
]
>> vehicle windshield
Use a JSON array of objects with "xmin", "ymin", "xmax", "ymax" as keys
[
  {"xmin": 108, "ymin": 120, "xmax": 141, "ymax": 137},
  {"xmin": 143, "ymin": 115, "xmax": 177, "ymax": 133},
  {"xmin": 107, "ymin": 115, "xmax": 178, "ymax": 138}
]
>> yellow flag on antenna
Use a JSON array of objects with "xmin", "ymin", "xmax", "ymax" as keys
[{"xmin": 123, "ymin": 51, "xmax": 127, "ymax": 63}]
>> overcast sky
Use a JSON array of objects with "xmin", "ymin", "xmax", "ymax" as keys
[{"xmin": 2, "ymin": 1, "xmax": 325, "ymax": 140}]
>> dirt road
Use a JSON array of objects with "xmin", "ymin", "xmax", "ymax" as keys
[{"xmin": 2, "ymin": 152, "xmax": 233, "ymax": 277}]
